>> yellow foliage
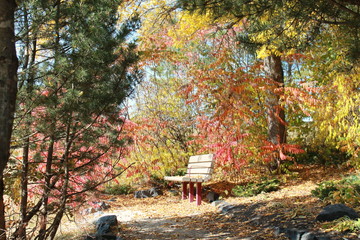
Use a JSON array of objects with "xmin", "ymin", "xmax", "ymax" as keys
[
  {"xmin": 314, "ymin": 67, "xmax": 360, "ymax": 159},
  {"xmin": 118, "ymin": 0, "xmax": 172, "ymax": 38},
  {"xmin": 250, "ymin": 8, "xmax": 312, "ymax": 58},
  {"xmin": 167, "ymin": 11, "xmax": 214, "ymax": 48},
  {"xmin": 253, "ymin": 19, "xmax": 309, "ymax": 58},
  {"xmin": 256, "ymin": 45, "xmax": 281, "ymax": 59}
]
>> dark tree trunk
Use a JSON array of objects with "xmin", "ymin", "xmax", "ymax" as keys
[
  {"xmin": 0, "ymin": 0, "xmax": 18, "ymax": 239},
  {"xmin": 264, "ymin": 54, "xmax": 286, "ymax": 171},
  {"xmin": 37, "ymin": 137, "xmax": 55, "ymax": 240},
  {"xmin": 18, "ymin": 137, "xmax": 29, "ymax": 239}
]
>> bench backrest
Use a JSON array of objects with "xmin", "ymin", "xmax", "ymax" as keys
[{"xmin": 185, "ymin": 154, "xmax": 214, "ymax": 181}]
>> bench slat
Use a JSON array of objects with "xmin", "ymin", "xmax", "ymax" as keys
[
  {"xmin": 186, "ymin": 168, "xmax": 212, "ymax": 174},
  {"xmin": 188, "ymin": 163, "xmax": 213, "ymax": 168},
  {"xmin": 189, "ymin": 155, "xmax": 213, "ymax": 163},
  {"xmin": 188, "ymin": 162, "xmax": 213, "ymax": 167}
]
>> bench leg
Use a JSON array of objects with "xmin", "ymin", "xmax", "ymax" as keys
[
  {"xmin": 196, "ymin": 183, "xmax": 202, "ymax": 205},
  {"xmin": 182, "ymin": 182, "xmax": 188, "ymax": 200},
  {"xmin": 189, "ymin": 182, "xmax": 195, "ymax": 202}
]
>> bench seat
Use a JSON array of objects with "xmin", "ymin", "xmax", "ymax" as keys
[{"xmin": 164, "ymin": 176, "xmax": 207, "ymax": 183}]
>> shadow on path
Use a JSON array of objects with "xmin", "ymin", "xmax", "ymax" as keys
[{"xmin": 119, "ymin": 194, "xmax": 359, "ymax": 240}]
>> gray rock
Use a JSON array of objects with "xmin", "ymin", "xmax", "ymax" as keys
[
  {"xmin": 316, "ymin": 204, "xmax": 359, "ymax": 222},
  {"xmin": 300, "ymin": 232, "xmax": 317, "ymax": 240},
  {"xmin": 284, "ymin": 228, "xmax": 306, "ymax": 240},
  {"xmin": 96, "ymin": 215, "xmax": 118, "ymax": 236},
  {"xmin": 211, "ymin": 200, "xmax": 225, "ymax": 207},
  {"xmin": 82, "ymin": 207, "xmax": 96, "ymax": 215},
  {"xmin": 84, "ymin": 215, "xmax": 122, "ymax": 240},
  {"xmin": 84, "ymin": 235, "xmax": 122, "ymax": 240},
  {"xmin": 316, "ymin": 237, "xmax": 332, "ymax": 240},
  {"xmin": 206, "ymin": 191, "xmax": 219, "ymax": 203},
  {"xmin": 274, "ymin": 228, "xmax": 321, "ymax": 240},
  {"xmin": 134, "ymin": 188, "xmax": 162, "ymax": 198},
  {"xmin": 83, "ymin": 201, "xmax": 111, "ymax": 216},
  {"xmin": 93, "ymin": 201, "xmax": 111, "ymax": 211},
  {"xmin": 216, "ymin": 201, "xmax": 236, "ymax": 214}
]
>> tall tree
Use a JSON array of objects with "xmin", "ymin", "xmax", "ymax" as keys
[
  {"xmin": 8, "ymin": 0, "xmax": 141, "ymax": 238},
  {"xmin": 0, "ymin": 0, "xmax": 18, "ymax": 239},
  {"xmin": 174, "ymin": 0, "xmax": 290, "ymax": 169},
  {"xmin": 299, "ymin": 28, "xmax": 360, "ymax": 164},
  {"xmin": 263, "ymin": 54, "xmax": 286, "ymax": 170}
]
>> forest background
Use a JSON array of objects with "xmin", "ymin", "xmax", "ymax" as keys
[{"xmin": 0, "ymin": 0, "xmax": 359, "ymax": 239}]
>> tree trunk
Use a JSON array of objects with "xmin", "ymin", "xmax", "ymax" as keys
[
  {"xmin": 37, "ymin": 137, "xmax": 55, "ymax": 240},
  {"xmin": 0, "ymin": 0, "xmax": 18, "ymax": 238},
  {"xmin": 263, "ymin": 54, "xmax": 286, "ymax": 171},
  {"xmin": 18, "ymin": 137, "xmax": 29, "ymax": 239},
  {"xmin": 18, "ymin": 7, "xmax": 37, "ymax": 239}
]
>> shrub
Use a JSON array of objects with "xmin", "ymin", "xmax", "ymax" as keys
[
  {"xmin": 103, "ymin": 184, "xmax": 134, "ymax": 195},
  {"xmin": 311, "ymin": 181, "xmax": 338, "ymax": 201},
  {"xmin": 334, "ymin": 217, "xmax": 360, "ymax": 232},
  {"xmin": 232, "ymin": 178, "xmax": 281, "ymax": 197},
  {"xmin": 312, "ymin": 174, "xmax": 360, "ymax": 206},
  {"xmin": 149, "ymin": 174, "xmax": 169, "ymax": 187},
  {"xmin": 295, "ymin": 146, "xmax": 350, "ymax": 165}
]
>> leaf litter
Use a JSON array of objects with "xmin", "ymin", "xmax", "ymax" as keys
[{"xmin": 59, "ymin": 165, "xmax": 359, "ymax": 239}]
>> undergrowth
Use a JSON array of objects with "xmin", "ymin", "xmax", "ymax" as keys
[
  {"xmin": 334, "ymin": 217, "xmax": 360, "ymax": 232},
  {"xmin": 103, "ymin": 184, "xmax": 134, "ymax": 195},
  {"xmin": 232, "ymin": 178, "xmax": 281, "ymax": 197},
  {"xmin": 312, "ymin": 174, "xmax": 360, "ymax": 206},
  {"xmin": 321, "ymin": 217, "xmax": 360, "ymax": 233}
]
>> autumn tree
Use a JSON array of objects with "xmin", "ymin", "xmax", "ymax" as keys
[
  {"xmin": 171, "ymin": 1, "xmax": 291, "ymax": 171},
  {"xmin": 126, "ymin": 60, "xmax": 200, "ymax": 182},
  {"xmin": 8, "ymin": 0, "xmax": 141, "ymax": 238},
  {"xmin": 298, "ymin": 28, "xmax": 360, "ymax": 164},
  {"xmin": 174, "ymin": 0, "xmax": 360, "ymax": 169}
]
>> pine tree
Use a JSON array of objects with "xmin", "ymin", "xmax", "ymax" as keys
[{"xmin": 11, "ymin": 0, "xmax": 141, "ymax": 238}]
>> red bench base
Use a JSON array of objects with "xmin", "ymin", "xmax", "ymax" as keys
[{"xmin": 182, "ymin": 182, "xmax": 202, "ymax": 205}]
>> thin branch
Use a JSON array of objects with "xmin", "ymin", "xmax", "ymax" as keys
[
  {"xmin": 66, "ymin": 162, "xmax": 135, "ymax": 198},
  {"xmin": 328, "ymin": 0, "xmax": 360, "ymax": 18}
]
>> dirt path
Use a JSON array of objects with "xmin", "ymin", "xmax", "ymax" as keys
[
  {"xmin": 57, "ymin": 166, "xmax": 359, "ymax": 240},
  {"xmin": 117, "ymin": 181, "xmax": 316, "ymax": 240},
  {"xmin": 116, "ymin": 197, "xmax": 224, "ymax": 239},
  {"xmin": 118, "ymin": 181, "xmax": 358, "ymax": 240},
  {"xmin": 58, "ymin": 194, "xmax": 222, "ymax": 239},
  {"xmin": 122, "ymin": 217, "xmax": 222, "ymax": 239}
]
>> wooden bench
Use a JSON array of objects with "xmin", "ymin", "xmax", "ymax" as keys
[{"xmin": 164, "ymin": 154, "xmax": 214, "ymax": 205}]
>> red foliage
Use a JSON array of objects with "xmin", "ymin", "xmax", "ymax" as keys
[{"xmin": 22, "ymin": 108, "xmax": 135, "ymax": 207}]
